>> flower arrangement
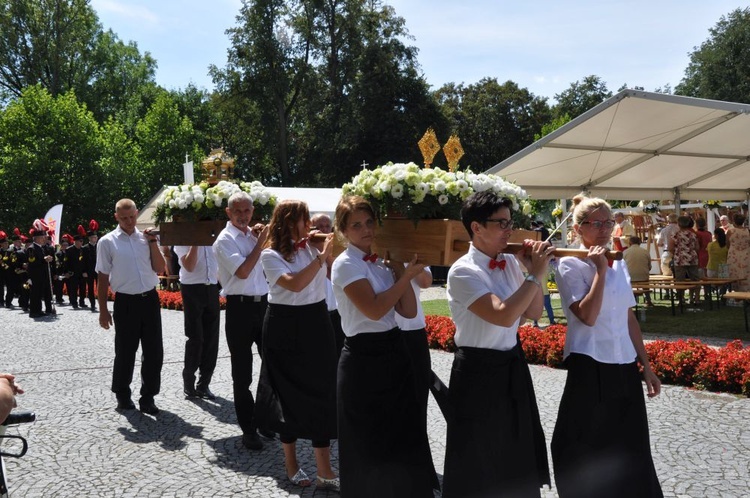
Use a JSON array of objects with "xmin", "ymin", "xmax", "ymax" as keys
[
  {"xmin": 551, "ymin": 204, "xmax": 563, "ymax": 219},
  {"xmin": 341, "ymin": 162, "xmax": 529, "ymax": 223},
  {"xmin": 152, "ymin": 180, "xmax": 277, "ymax": 224},
  {"xmin": 702, "ymin": 200, "xmax": 723, "ymax": 210}
]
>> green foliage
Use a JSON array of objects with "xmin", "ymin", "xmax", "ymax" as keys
[
  {"xmin": 553, "ymin": 75, "xmax": 612, "ymax": 119},
  {"xmin": 436, "ymin": 78, "xmax": 551, "ymax": 170},
  {"xmin": 134, "ymin": 93, "xmax": 201, "ymax": 205},
  {"xmin": 676, "ymin": 7, "xmax": 750, "ymax": 103},
  {"xmin": 534, "ymin": 114, "xmax": 571, "ymax": 141},
  {"xmin": 0, "ymin": 85, "xmax": 108, "ymax": 230}
]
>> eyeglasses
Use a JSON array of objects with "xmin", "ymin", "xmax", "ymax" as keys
[
  {"xmin": 485, "ymin": 218, "xmax": 514, "ymax": 229},
  {"xmin": 581, "ymin": 220, "xmax": 616, "ymax": 230}
]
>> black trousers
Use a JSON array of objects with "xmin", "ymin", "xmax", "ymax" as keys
[
  {"xmin": 29, "ymin": 272, "xmax": 52, "ymax": 314},
  {"xmin": 68, "ymin": 275, "xmax": 86, "ymax": 307},
  {"xmin": 180, "ymin": 283, "xmax": 220, "ymax": 390},
  {"xmin": 225, "ymin": 294, "xmax": 266, "ymax": 435},
  {"xmin": 84, "ymin": 274, "xmax": 97, "ymax": 307},
  {"xmin": 111, "ymin": 289, "xmax": 163, "ymax": 402}
]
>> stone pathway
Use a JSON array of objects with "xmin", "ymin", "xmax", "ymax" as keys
[{"xmin": 1, "ymin": 293, "xmax": 748, "ymax": 497}]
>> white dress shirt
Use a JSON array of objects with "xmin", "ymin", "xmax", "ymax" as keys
[
  {"xmin": 555, "ymin": 252, "xmax": 637, "ymax": 364},
  {"xmin": 332, "ymin": 244, "xmax": 400, "ymax": 336},
  {"xmin": 213, "ymin": 221, "xmax": 269, "ymax": 297},
  {"xmin": 95, "ymin": 225, "xmax": 159, "ymax": 294},
  {"xmin": 395, "ymin": 266, "xmax": 431, "ymax": 331},
  {"xmin": 173, "ymin": 246, "xmax": 218, "ymax": 285},
  {"xmin": 447, "ymin": 244, "xmax": 524, "ymax": 351},
  {"xmin": 261, "ymin": 245, "xmax": 327, "ymax": 306}
]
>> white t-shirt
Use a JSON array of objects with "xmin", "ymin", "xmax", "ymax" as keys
[
  {"xmin": 261, "ymin": 244, "xmax": 327, "ymax": 306},
  {"xmin": 213, "ymin": 222, "xmax": 269, "ymax": 297},
  {"xmin": 555, "ymin": 252, "xmax": 638, "ymax": 364},
  {"xmin": 96, "ymin": 225, "xmax": 159, "ymax": 294},
  {"xmin": 173, "ymin": 246, "xmax": 218, "ymax": 285},
  {"xmin": 447, "ymin": 244, "xmax": 524, "ymax": 351},
  {"xmin": 332, "ymin": 245, "xmax": 400, "ymax": 336},
  {"xmin": 395, "ymin": 267, "xmax": 431, "ymax": 331}
]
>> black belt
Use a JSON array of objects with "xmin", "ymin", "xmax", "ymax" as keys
[
  {"xmin": 116, "ymin": 288, "xmax": 157, "ymax": 298},
  {"xmin": 226, "ymin": 294, "xmax": 266, "ymax": 303}
]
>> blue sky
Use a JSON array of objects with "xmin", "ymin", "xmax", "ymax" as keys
[{"xmin": 91, "ymin": 0, "xmax": 746, "ymax": 102}]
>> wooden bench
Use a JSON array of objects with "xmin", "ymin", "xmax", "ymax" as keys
[{"xmin": 723, "ymin": 291, "xmax": 750, "ymax": 333}]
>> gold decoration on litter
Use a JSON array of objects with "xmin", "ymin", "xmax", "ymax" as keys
[
  {"xmin": 443, "ymin": 135, "xmax": 464, "ymax": 172},
  {"xmin": 201, "ymin": 148, "xmax": 235, "ymax": 184},
  {"xmin": 418, "ymin": 128, "xmax": 441, "ymax": 168}
]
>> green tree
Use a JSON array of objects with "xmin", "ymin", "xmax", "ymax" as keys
[
  {"xmin": 134, "ymin": 92, "xmax": 201, "ymax": 203},
  {"xmin": 676, "ymin": 7, "xmax": 750, "ymax": 103},
  {"xmin": 0, "ymin": 0, "xmax": 158, "ymax": 121},
  {"xmin": 437, "ymin": 78, "xmax": 551, "ymax": 170},
  {"xmin": 553, "ymin": 75, "xmax": 612, "ymax": 119},
  {"xmin": 0, "ymin": 85, "xmax": 107, "ymax": 230}
]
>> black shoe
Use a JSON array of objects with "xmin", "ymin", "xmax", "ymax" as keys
[
  {"xmin": 72, "ymin": 305, "xmax": 79, "ymax": 309},
  {"xmin": 139, "ymin": 399, "xmax": 159, "ymax": 415},
  {"xmin": 184, "ymin": 386, "xmax": 199, "ymax": 399},
  {"xmin": 242, "ymin": 432, "xmax": 263, "ymax": 450},
  {"xmin": 116, "ymin": 398, "xmax": 135, "ymax": 411},
  {"xmin": 56, "ymin": 300, "xmax": 64, "ymax": 305},
  {"xmin": 29, "ymin": 312, "xmax": 44, "ymax": 318},
  {"xmin": 258, "ymin": 428, "xmax": 276, "ymax": 440},
  {"xmin": 91, "ymin": 306, "xmax": 97, "ymax": 312},
  {"xmin": 45, "ymin": 309, "xmax": 56, "ymax": 315},
  {"xmin": 195, "ymin": 386, "xmax": 216, "ymax": 400},
  {"xmin": 80, "ymin": 303, "xmax": 88, "ymax": 308}
]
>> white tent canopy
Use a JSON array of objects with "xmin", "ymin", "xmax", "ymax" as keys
[{"xmin": 487, "ymin": 90, "xmax": 750, "ymax": 203}]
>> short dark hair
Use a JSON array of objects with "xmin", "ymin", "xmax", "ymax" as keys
[
  {"xmin": 460, "ymin": 191, "xmax": 513, "ymax": 239},
  {"xmin": 629, "ymin": 236, "xmax": 641, "ymax": 245}
]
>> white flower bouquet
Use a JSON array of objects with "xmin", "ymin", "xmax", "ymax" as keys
[
  {"xmin": 341, "ymin": 162, "xmax": 529, "ymax": 223},
  {"xmin": 153, "ymin": 180, "xmax": 277, "ymax": 224}
]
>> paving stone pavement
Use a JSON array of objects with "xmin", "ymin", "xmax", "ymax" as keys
[{"xmin": 1, "ymin": 295, "xmax": 749, "ymax": 497}]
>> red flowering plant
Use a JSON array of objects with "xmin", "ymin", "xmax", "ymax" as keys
[
  {"xmin": 693, "ymin": 340, "xmax": 750, "ymax": 395},
  {"xmin": 425, "ymin": 315, "xmax": 457, "ymax": 352},
  {"xmin": 426, "ymin": 316, "xmax": 750, "ymax": 397},
  {"xmin": 644, "ymin": 339, "xmax": 714, "ymax": 386}
]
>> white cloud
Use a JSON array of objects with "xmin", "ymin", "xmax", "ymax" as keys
[{"xmin": 91, "ymin": 0, "xmax": 158, "ymax": 24}]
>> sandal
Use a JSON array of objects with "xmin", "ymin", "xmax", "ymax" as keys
[
  {"xmin": 317, "ymin": 475, "xmax": 340, "ymax": 492},
  {"xmin": 288, "ymin": 468, "xmax": 311, "ymax": 487}
]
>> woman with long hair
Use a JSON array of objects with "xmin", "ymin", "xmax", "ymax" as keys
[
  {"xmin": 706, "ymin": 228, "xmax": 728, "ymax": 278},
  {"xmin": 256, "ymin": 200, "xmax": 339, "ymax": 491},
  {"xmin": 332, "ymin": 195, "xmax": 438, "ymax": 497},
  {"xmin": 553, "ymin": 194, "xmax": 663, "ymax": 498}
]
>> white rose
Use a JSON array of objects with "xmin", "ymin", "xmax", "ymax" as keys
[
  {"xmin": 391, "ymin": 184, "xmax": 404, "ymax": 198},
  {"xmin": 438, "ymin": 194, "xmax": 449, "ymax": 205}
]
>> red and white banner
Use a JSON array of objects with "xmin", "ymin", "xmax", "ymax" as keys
[{"xmin": 44, "ymin": 204, "xmax": 63, "ymax": 246}]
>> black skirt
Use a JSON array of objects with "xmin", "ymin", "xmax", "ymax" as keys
[
  {"xmin": 442, "ymin": 344, "xmax": 550, "ymax": 498},
  {"xmin": 338, "ymin": 328, "xmax": 438, "ymax": 497},
  {"xmin": 255, "ymin": 300, "xmax": 337, "ymax": 441},
  {"xmin": 551, "ymin": 353, "xmax": 663, "ymax": 498}
]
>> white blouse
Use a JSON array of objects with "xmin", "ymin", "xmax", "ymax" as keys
[
  {"xmin": 446, "ymin": 244, "xmax": 524, "ymax": 351},
  {"xmin": 332, "ymin": 245, "xmax": 400, "ymax": 336},
  {"xmin": 555, "ymin": 253, "xmax": 638, "ymax": 364},
  {"xmin": 261, "ymin": 244, "xmax": 327, "ymax": 306},
  {"xmin": 395, "ymin": 266, "xmax": 431, "ymax": 331}
]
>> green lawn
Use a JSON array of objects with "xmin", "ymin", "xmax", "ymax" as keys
[{"xmin": 422, "ymin": 295, "xmax": 749, "ymax": 343}]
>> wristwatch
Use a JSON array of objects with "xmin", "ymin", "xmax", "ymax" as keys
[{"xmin": 524, "ymin": 274, "xmax": 542, "ymax": 288}]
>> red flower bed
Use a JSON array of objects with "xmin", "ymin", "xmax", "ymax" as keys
[
  {"xmin": 154, "ymin": 290, "xmax": 227, "ymax": 310},
  {"xmin": 425, "ymin": 315, "xmax": 750, "ymax": 397}
]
